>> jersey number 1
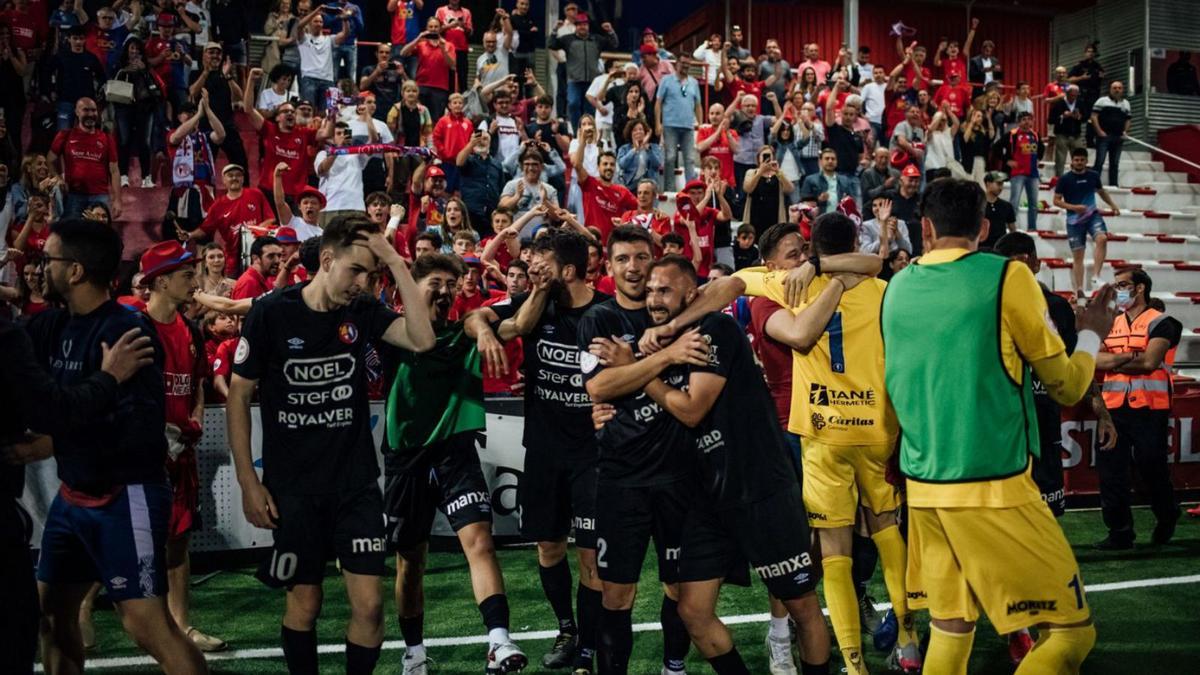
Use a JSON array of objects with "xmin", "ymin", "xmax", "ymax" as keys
[{"xmin": 824, "ymin": 312, "xmax": 845, "ymax": 373}]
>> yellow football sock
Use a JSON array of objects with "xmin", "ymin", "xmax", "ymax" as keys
[
  {"xmin": 822, "ymin": 555, "xmax": 866, "ymax": 674},
  {"xmin": 1014, "ymin": 625, "xmax": 1096, "ymax": 675},
  {"xmin": 870, "ymin": 525, "xmax": 916, "ymax": 645},
  {"xmin": 925, "ymin": 624, "xmax": 975, "ymax": 675}
]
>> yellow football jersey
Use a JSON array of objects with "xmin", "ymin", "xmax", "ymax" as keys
[{"xmin": 749, "ymin": 270, "xmax": 899, "ymax": 445}]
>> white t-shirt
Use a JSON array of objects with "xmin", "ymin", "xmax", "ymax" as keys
[
  {"xmin": 298, "ymin": 33, "xmax": 335, "ymax": 81},
  {"xmin": 313, "ymin": 150, "xmax": 370, "ymax": 212},
  {"xmin": 587, "ymin": 74, "xmax": 619, "ymax": 128},
  {"xmin": 979, "ymin": 57, "xmax": 996, "ymax": 85},
  {"xmin": 349, "ymin": 117, "xmax": 394, "ymax": 146},
  {"xmin": 257, "ymin": 87, "xmax": 290, "ymax": 114},
  {"xmin": 480, "ymin": 115, "xmax": 522, "ymax": 166},
  {"xmin": 860, "ymin": 82, "xmax": 886, "ymax": 124},
  {"xmin": 288, "ymin": 216, "xmax": 323, "ymax": 241},
  {"xmin": 568, "ymin": 138, "xmax": 598, "ymax": 181},
  {"xmin": 924, "ymin": 128, "xmax": 955, "ymax": 170},
  {"xmin": 475, "ymin": 33, "xmax": 519, "ymax": 87}
]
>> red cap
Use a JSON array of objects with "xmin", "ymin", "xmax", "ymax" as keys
[
  {"xmin": 275, "ymin": 226, "xmax": 300, "ymax": 243},
  {"xmin": 427, "ymin": 165, "xmax": 447, "ymax": 179},
  {"xmin": 889, "ymin": 149, "xmax": 910, "ymax": 168},
  {"xmin": 297, "ymin": 186, "xmax": 326, "ymax": 209},
  {"xmin": 639, "ymin": 44, "xmax": 658, "ymax": 56},
  {"xmin": 461, "ymin": 255, "xmax": 483, "ymax": 268},
  {"xmin": 575, "ymin": 12, "xmax": 589, "ymax": 23},
  {"xmin": 642, "ymin": 27, "xmax": 656, "ymax": 35},
  {"xmin": 140, "ymin": 241, "xmax": 195, "ymax": 283},
  {"xmin": 683, "ymin": 179, "xmax": 706, "ymax": 192},
  {"xmin": 901, "ymin": 163, "xmax": 922, "ymax": 178}
]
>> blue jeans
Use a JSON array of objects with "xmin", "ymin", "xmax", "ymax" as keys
[
  {"xmin": 334, "ymin": 43, "xmax": 358, "ymax": 82},
  {"xmin": 56, "ymin": 101, "xmax": 76, "ymax": 131},
  {"xmin": 839, "ymin": 172, "xmax": 863, "ymax": 209},
  {"xmin": 870, "ymin": 122, "xmax": 885, "ymax": 149},
  {"xmin": 1093, "ymin": 136, "xmax": 1123, "ymax": 187},
  {"xmin": 1010, "ymin": 174, "xmax": 1039, "ymax": 230},
  {"xmin": 662, "ymin": 125, "xmax": 697, "ymax": 191},
  {"xmin": 64, "ymin": 193, "xmax": 109, "ymax": 220},
  {"xmin": 566, "ymin": 81, "xmax": 593, "ymax": 133},
  {"xmin": 300, "ymin": 76, "xmax": 336, "ymax": 113}
]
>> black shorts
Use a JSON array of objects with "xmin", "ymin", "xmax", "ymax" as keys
[
  {"xmin": 518, "ymin": 445, "xmax": 598, "ymax": 548},
  {"xmin": 255, "ymin": 483, "xmax": 388, "ymax": 588},
  {"xmin": 384, "ymin": 432, "xmax": 493, "ymax": 551},
  {"xmin": 679, "ymin": 484, "xmax": 818, "ymax": 601},
  {"xmin": 595, "ymin": 479, "xmax": 691, "ymax": 585},
  {"xmin": 1033, "ymin": 434, "xmax": 1067, "ymax": 517}
]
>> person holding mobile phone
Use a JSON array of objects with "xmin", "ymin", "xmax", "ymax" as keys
[{"xmin": 400, "ymin": 16, "xmax": 455, "ymax": 119}]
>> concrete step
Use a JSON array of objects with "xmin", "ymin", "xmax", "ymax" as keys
[
  {"xmin": 1032, "ymin": 232, "xmax": 1200, "ymax": 261},
  {"xmin": 1016, "ymin": 208, "xmax": 1199, "ymax": 236},
  {"xmin": 1039, "ymin": 159, "xmax": 1166, "ymax": 173},
  {"xmin": 1179, "ymin": 332, "xmax": 1200, "ymax": 363},
  {"xmin": 1040, "ymin": 260, "xmax": 1200, "ymax": 295}
]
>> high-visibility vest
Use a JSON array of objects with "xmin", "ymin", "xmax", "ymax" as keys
[{"xmin": 1102, "ymin": 308, "xmax": 1176, "ymax": 410}]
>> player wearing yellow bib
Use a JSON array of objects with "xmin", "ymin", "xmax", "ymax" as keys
[
  {"xmin": 729, "ymin": 213, "xmax": 919, "ymax": 675},
  {"xmin": 880, "ymin": 179, "xmax": 1117, "ymax": 674}
]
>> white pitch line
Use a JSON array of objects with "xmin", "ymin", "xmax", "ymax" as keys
[{"xmin": 49, "ymin": 573, "xmax": 1200, "ymax": 671}]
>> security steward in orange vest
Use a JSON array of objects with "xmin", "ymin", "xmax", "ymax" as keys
[{"xmin": 1095, "ymin": 268, "xmax": 1182, "ymax": 549}]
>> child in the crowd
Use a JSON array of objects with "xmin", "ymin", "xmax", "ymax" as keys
[{"xmin": 733, "ymin": 223, "xmax": 760, "ymax": 269}]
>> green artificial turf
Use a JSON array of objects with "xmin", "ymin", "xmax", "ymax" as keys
[{"xmin": 74, "ymin": 507, "xmax": 1200, "ymax": 673}]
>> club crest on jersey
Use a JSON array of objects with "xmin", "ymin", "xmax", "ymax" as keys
[
  {"xmin": 234, "ymin": 337, "xmax": 250, "ymax": 364},
  {"xmin": 338, "ymin": 322, "xmax": 359, "ymax": 345}
]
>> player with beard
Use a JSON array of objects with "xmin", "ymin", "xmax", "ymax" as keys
[
  {"xmin": 464, "ymin": 230, "xmax": 610, "ymax": 672},
  {"xmin": 228, "ymin": 216, "xmax": 435, "ymax": 675},
  {"xmin": 381, "ymin": 253, "xmax": 527, "ymax": 675},
  {"xmin": 596, "ymin": 255, "xmax": 832, "ymax": 675},
  {"xmin": 576, "ymin": 225, "xmax": 710, "ymax": 675},
  {"xmin": 25, "ymin": 219, "xmax": 206, "ymax": 674}
]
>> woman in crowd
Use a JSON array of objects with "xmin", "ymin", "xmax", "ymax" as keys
[
  {"xmin": 616, "ymin": 118, "xmax": 663, "ymax": 191},
  {"xmin": 263, "ymin": 0, "xmax": 304, "ymax": 73},
  {"xmin": 438, "ymin": 197, "xmax": 475, "ymax": 253},
  {"xmin": 959, "ymin": 107, "xmax": 995, "ymax": 183},
  {"xmin": 199, "ymin": 242, "xmax": 236, "ymax": 298},
  {"xmin": 742, "ymin": 145, "xmax": 791, "ymax": 233},
  {"xmin": 924, "ymin": 104, "xmax": 969, "ymax": 181},
  {"xmin": 112, "ymin": 38, "xmax": 166, "ymax": 188},
  {"xmin": 609, "ymin": 80, "xmax": 646, "ymax": 152},
  {"xmin": 793, "ymin": 66, "xmax": 822, "ymax": 104},
  {"xmin": 769, "ymin": 116, "xmax": 804, "ymax": 205},
  {"xmin": 879, "ymin": 247, "xmax": 912, "ymax": 281}
]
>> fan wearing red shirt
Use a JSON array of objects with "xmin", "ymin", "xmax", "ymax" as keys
[
  {"xmin": 723, "ymin": 58, "xmax": 764, "ymax": 108},
  {"xmin": 933, "ymin": 72, "xmax": 973, "ymax": 118},
  {"xmin": 573, "ymin": 144, "xmax": 636, "ymax": 244},
  {"xmin": 48, "ymin": 98, "xmax": 121, "ymax": 219},
  {"xmin": 892, "ymin": 42, "xmax": 932, "ymax": 92},
  {"xmin": 450, "ymin": 256, "xmax": 486, "ymax": 319},
  {"xmin": 399, "ymin": 16, "xmax": 456, "ymax": 118},
  {"xmin": 673, "ymin": 179, "xmax": 732, "ymax": 278},
  {"xmin": 231, "ymin": 235, "xmax": 283, "ymax": 300},
  {"xmin": 478, "ymin": 263, "xmax": 528, "ymax": 395},
  {"xmin": 188, "ymin": 164, "xmax": 273, "ymax": 276},
  {"xmin": 932, "ymin": 18, "xmax": 976, "ymax": 83},
  {"xmin": 0, "ymin": 0, "xmax": 47, "ymax": 51},
  {"xmin": 138, "ymin": 240, "xmax": 226, "ymax": 649},
  {"xmin": 619, "ymin": 178, "xmax": 670, "ymax": 240},
  {"xmin": 696, "ymin": 103, "xmax": 739, "ymax": 186},
  {"xmin": 431, "ymin": 92, "xmax": 473, "ymax": 189},
  {"xmin": 11, "ymin": 191, "xmax": 53, "ymax": 266},
  {"xmin": 241, "ymin": 79, "xmax": 324, "ymax": 204},
  {"xmin": 434, "ymin": 0, "xmax": 472, "ymax": 92}
]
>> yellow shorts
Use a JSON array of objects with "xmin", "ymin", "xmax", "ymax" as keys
[
  {"xmin": 906, "ymin": 500, "xmax": 1091, "ymax": 634},
  {"xmin": 801, "ymin": 440, "xmax": 902, "ymax": 528}
]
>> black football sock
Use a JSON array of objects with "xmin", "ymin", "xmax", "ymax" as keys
[
  {"xmin": 345, "ymin": 639, "xmax": 381, "ymax": 675},
  {"xmin": 598, "ymin": 607, "xmax": 633, "ymax": 674},
  {"xmin": 707, "ymin": 647, "xmax": 751, "ymax": 674},
  {"xmin": 660, "ymin": 595, "xmax": 690, "ymax": 672},
  {"xmin": 281, "ymin": 625, "xmax": 318, "ymax": 675},
  {"xmin": 851, "ymin": 532, "xmax": 879, "ymax": 599},
  {"xmin": 538, "ymin": 558, "xmax": 577, "ymax": 634},
  {"xmin": 574, "ymin": 584, "xmax": 603, "ymax": 668},
  {"xmin": 478, "ymin": 593, "xmax": 511, "ymax": 632},
  {"xmin": 801, "ymin": 659, "xmax": 832, "ymax": 675},
  {"xmin": 398, "ymin": 612, "xmax": 424, "ymax": 649}
]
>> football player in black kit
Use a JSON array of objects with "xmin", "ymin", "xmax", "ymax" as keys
[
  {"xmin": 464, "ymin": 230, "xmax": 611, "ymax": 673},
  {"xmin": 575, "ymin": 225, "xmax": 713, "ymax": 675},
  {"xmin": 595, "ymin": 256, "xmax": 831, "ymax": 675},
  {"xmin": 227, "ymin": 216, "xmax": 435, "ymax": 675}
]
